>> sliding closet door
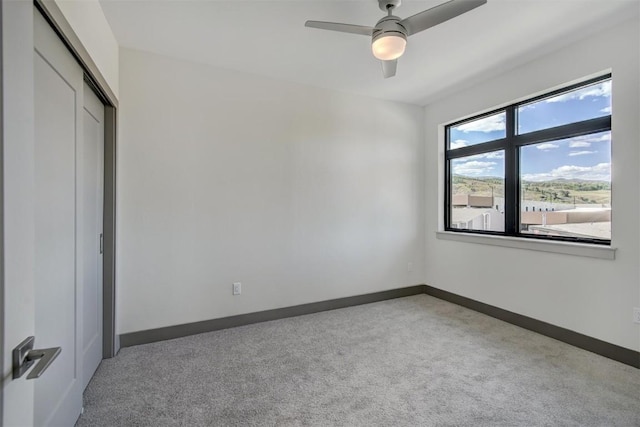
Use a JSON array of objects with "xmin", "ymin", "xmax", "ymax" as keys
[
  {"xmin": 81, "ymin": 82, "xmax": 105, "ymax": 391},
  {"xmin": 33, "ymin": 8, "xmax": 83, "ymax": 425}
]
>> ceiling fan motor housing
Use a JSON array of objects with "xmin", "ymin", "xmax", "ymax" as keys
[
  {"xmin": 378, "ymin": 0, "xmax": 402, "ymax": 12},
  {"xmin": 372, "ymin": 15, "xmax": 408, "ymax": 44}
]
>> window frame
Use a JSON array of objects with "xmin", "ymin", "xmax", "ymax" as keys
[{"xmin": 444, "ymin": 74, "xmax": 612, "ymax": 245}]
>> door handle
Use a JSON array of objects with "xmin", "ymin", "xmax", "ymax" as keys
[{"xmin": 12, "ymin": 336, "xmax": 61, "ymax": 380}]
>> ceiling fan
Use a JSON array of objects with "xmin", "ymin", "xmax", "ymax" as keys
[{"xmin": 305, "ymin": 0, "xmax": 487, "ymax": 78}]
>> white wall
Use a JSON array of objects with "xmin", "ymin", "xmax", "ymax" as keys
[
  {"xmin": 424, "ymin": 16, "xmax": 640, "ymax": 351},
  {"xmin": 55, "ymin": 0, "xmax": 119, "ymax": 98},
  {"xmin": 117, "ymin": 48, "xmax": 425, "ymax": 334}
]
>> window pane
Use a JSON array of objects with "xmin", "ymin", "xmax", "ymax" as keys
[
  {"xmin": 450, "ymin": 151, "xmax": 505, "ymax": 232},
  {"xmin": 449, "ymin": 112, "xmax": 506, "ymax": 149},
  {"xmin": 520, "ymin": 131, "xmax": 611, "ymax": 240},
  {"xmin": 518, "ymin": 79, "xmax": 611, "ymax": 134}
]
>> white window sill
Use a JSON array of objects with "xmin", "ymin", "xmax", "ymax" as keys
[{"xmin": 436, "ymin": 231, "xmax": 616, "ymax": 260}]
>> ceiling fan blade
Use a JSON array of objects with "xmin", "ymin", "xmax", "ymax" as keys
[
  {"xmin": 305, "ymin": 21, "xmax": 376, "ymax": 36},
  {"xmin": 399, "ymin": 0, "xmax": 487, "ymax": 36},
  {"xmin": 381, "ymin": 59, "xmax": 397, "ymax": 78}
]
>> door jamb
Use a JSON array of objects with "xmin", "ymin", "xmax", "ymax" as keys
[
  {"xmin": 0, "ymin": 0, "xmax": 5, "ymax": 420},
  {"xmin": 103, "ymin": 106, "xmax": 118, "ymax": 357},
  {"xmin": 34, "ymin": 0, "xmax": 119, "ymax": 358}
]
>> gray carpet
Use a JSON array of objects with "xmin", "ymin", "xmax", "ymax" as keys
[{"xmin": 77, "ymin": 295, "xmax": 640, "ymax": 426}]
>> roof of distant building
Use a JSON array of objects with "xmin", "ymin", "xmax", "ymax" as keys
[
  {"xmin": 556, "ymin": 207, "xmax": 611, "ymax": 213},
  {"xmin": 529, "ymin": 222, "xmax": 611, "ymax": 240}
]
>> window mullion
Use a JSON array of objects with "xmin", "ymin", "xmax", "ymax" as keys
[
  {"xmin": 445, "ymin": 138, "xmax": 507, "ymax": 160},
  {"xmin": 504, "ymin": 107, "xmax": 518, "ymax": 235},
  {"xmin": 513, "ymin": 116, "xmax": 611, "ymax": 147}
]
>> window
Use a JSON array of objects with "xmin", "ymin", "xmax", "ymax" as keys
[{"xmin": 445, "ymin": 75, "xmax": 612, "ymax": 244}]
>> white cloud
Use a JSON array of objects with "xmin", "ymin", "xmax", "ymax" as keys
[
  {"xmin": 545, "ymin": 80, "xmax": 611, "ymax": 104},
  {"xmin": 453, "ymin": 161, "xmax": 497, "ymax": 177},
  {"xmin": 456, "ymin": 114, "xmax": 505, "ymax": 133},
  {"xmin": 569, "ymin": 150, "xmax": 597, "ymax": 157},
  {"xmin": 456, "ymin": 151, "xmax": 504, "ymax": 165},
  {"xmin": 569, "ymin": 141, "xmax": 591, "ymax": 148},
  {"xmin": 536, "ymin": 143, "xmax": 559, "ymax": 151},
  {"xmin": 484, "ymin": 151, "xmax": 505, "ymax": 159},
  {"xmin": 450, "ymin": 139, "xmax": 468, "ymax": 149},
  {"xmin": 590, "ymin": 134, "xmax": 611, "ymax": 143},
  {"xmin": 464, "ymin": 152, "xmax": 505, "ymax": 162},
  {"xmin": 568, "ymin": 133, "xmax": 610, "ymax": 148},
  {"xmin": 522, "ymin": 163, "xmax": 610, "ymax": 182},
  {"xmin": 600, "ymin": 106, "xmax": 612, "ymax": 114}
]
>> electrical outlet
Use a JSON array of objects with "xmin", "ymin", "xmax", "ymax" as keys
[
  {"xmin": 233, "ymin": 282, "xmax": 241, "ymax": 295},
  {"xmin": 407, "ymin": 262, "xmax": 413, "ymax": 272},
  {"xmin": 633, "ymin": 307, "xmax": 640, "ymax": 324}
]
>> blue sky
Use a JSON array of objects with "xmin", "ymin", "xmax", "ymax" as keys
[{"xmin": 450, "ymin": 80, "xmax": 611, "ymax": 182}]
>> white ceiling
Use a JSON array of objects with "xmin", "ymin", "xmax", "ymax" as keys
[{"xmin": 99, "ymin": 0, "xmax": 638, "ymax": 105}]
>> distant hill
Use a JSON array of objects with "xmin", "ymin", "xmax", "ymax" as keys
[{"xmin": 452, "ymin": 175, "xmax": 611, "ymax": 205}]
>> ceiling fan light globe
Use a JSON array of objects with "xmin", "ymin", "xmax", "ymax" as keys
[{"xmin": 371, "ymin": 34, "xmax": 406, "ymax": 60}]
